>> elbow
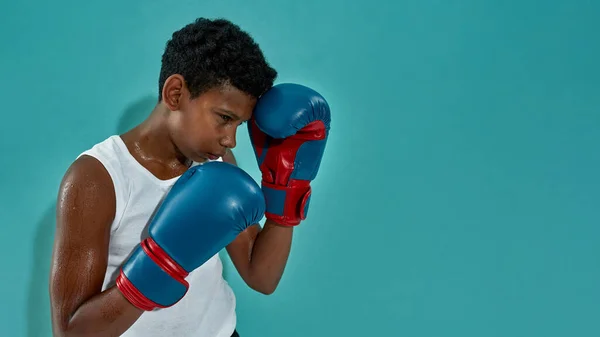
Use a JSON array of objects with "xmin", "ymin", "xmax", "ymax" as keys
[
  {"xmin": 51, "ymin": 324, "xmax": 70, "ymax": 337},
  {"xmin": 253, "ymin": 284, "xmax": 277, "ymax": 295},
  {"xmin": 247, "ymin": 278, "xmax": 279, "ymax": 295},
  {"xmin": 51, "ymin": 312, "xmax": 86, "ymax": 337},
  {"xmin": 50, "ymin": 313, "xmax": 70, "ymax": 337},
  {"xmin": 52, "ymin": 321, "xmax": 76, "ymax": 337},
  {"xmin": 242, "ymin": 265, "xmax": 284, "ymax": 295}
]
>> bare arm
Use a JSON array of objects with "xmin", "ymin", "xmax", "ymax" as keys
[
  {"xmin": 223, "ymin": 150, "xmax": 293, "ymax": 294},
  {"xmin": 226, "ymin": 221, "xmax": 293, "ymax": 294},
  {"xmin": 49, "ymin": 155, "xmax": 143, "ymax": 337}
]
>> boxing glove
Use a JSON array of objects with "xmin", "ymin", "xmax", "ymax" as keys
[
  {"xmin": 116, "ymin": 161, "xmax": 265, "ymax": 310},
  {"xmin": 248, "ymin": 83, "xmax": 331, "ymax": 226}
]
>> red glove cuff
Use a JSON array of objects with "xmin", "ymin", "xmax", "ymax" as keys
[
  {"xmin": 116, "ymin": 270, "xmax": 163, "ymax": 311},
  {"xmin": 116, "ymin": 238, "xmax": 189, "ymax": 311},
  {"xmin": 262, "ymin": 179, "xmax": 311, "ymax": 226}
]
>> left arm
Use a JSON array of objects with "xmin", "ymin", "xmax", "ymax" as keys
[
  {"xmin": 222, "ymin": 150, "xmax": 293, "ymax": 295},
  {"xmin": 226, "ymin": 221, "xmax": 292, "ymax": 295}
]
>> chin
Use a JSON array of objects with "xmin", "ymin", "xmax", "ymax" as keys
[
  {"xmin": 189, "ymin": 152, "xmax": 209, "ymax": 162},
  {"xmin": 190, "ymin": 155, "xmax": 207, "ymax": 163}
]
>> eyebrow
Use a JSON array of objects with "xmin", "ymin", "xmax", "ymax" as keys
[
  {"xmin": 216, "ymin": 108, "xmax": 240, "ymax": 120},
  {"xmin": 215, "ymin": 108, "xmax": 249, "ymax": 122}
]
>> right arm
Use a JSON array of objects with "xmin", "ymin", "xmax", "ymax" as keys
[{"xmin": 49, "ymin": 155, "xmax": 143, "ymax": 337}]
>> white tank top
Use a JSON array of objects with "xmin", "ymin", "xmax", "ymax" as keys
[{"xmin": 77, "ymin": 135, "xmax": 237, "ymax": 337}]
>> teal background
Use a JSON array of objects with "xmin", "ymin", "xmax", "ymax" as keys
[{"xmin": 1, "ymin": 0, "xmax": 599, "ymax": 336}]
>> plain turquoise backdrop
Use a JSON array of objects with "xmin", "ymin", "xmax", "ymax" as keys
[{"xmin": 1, "ymin": 0, "xmax": 599, "ymax": 336}]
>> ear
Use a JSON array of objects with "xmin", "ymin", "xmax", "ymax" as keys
[{"xmin": 161, "ymin": 74, "xmax": 188, "ymax": 111}]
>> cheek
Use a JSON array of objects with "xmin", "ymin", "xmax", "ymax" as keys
[
  {"xmin": 182, "ymin": 112, "xmax": 216, "ymax": 145},
  {"xmin": 169, "ymin": 112, "xmax": 201, "ymax": 149}
]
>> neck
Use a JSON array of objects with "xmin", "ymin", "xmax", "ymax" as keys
[{"xmin": 122, "ymin": 103, "xmax": 192, "ymax": 175}]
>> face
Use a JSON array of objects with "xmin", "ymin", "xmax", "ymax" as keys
[{"xmin": 162, "ymin": 75, "xmax": 256, "ymax": 163}]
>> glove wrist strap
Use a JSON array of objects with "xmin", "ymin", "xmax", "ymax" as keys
[
  {"xmin": 262, "ymin": 180, "xmax": 311, "ymax": 226},
  {"xmin": 141, "ymin": 238, "xmax": 189, "ymax": 284},
  {"xmin": 116, "ymin": 270, "xmax": 161, "ymax": 311},
  {"xmin": 116, "ymin": 238, "xmax": 189, "ymax": 311}
]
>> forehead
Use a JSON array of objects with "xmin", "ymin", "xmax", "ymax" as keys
[{"xmin": 197, "ymin": 85, "xmax": 256, "ymax": 119}]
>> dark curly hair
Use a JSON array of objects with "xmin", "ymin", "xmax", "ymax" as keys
[{"xmin": 158, "ymin": 18, "xmax": 277, "ymax": 101}]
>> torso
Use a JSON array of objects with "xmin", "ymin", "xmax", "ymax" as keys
[{"xmin": 77, "ymin": 135, "xmax": 237, "ymax": 337}]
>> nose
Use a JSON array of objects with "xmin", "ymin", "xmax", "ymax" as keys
[{"xmin": 220, "ymin": 128, "xmax": 237, "ymax": 149}]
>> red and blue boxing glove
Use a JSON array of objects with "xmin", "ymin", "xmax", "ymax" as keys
[
  {"xmin": 116, "ymin": 162, "xmax": 265, "ymax": 310},
  {"xmin": 248, "ymin": 83, "xmax": 331, "ymax": 226}
]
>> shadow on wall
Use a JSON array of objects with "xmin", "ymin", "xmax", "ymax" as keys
[
  {"xmin": 116, "ymin": 95, "xmax": 158, "ymax": 134},
  {"xmin": 27, "ymin": 203, "xmax": 57, "ymax": 337}
]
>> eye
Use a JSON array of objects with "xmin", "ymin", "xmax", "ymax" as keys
[{"xmin": 220, "ymin": 114, "xmax": 233, "ymax": 122}]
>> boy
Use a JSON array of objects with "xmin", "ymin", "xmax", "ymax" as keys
[{"xmin": 49, "ymin": 17, "xmax": 330, "ymax": 337}]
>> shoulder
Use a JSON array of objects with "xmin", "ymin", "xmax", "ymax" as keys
[
  {"xmin": 57, "ymin": 154, "xmax": 117, "ymax": 230},
  {"xmin": 61, "ymin": 155, "xmax": 113, "ymax": 187},
  {"xmin": 61, "ymin": 154, "xmax": 115, "ymax": 192},
  {"xmin": 75, "ymin": 135, "xmax": 131, "ymax": 200}
]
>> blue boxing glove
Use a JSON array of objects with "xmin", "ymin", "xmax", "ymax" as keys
[
  {"xmin": 248, "ymin": 83, "xmax": 331, "ymax": 226},
  {"xmin": 116, "ymin": 161, "xmax": 265, "ymax": 310}
]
